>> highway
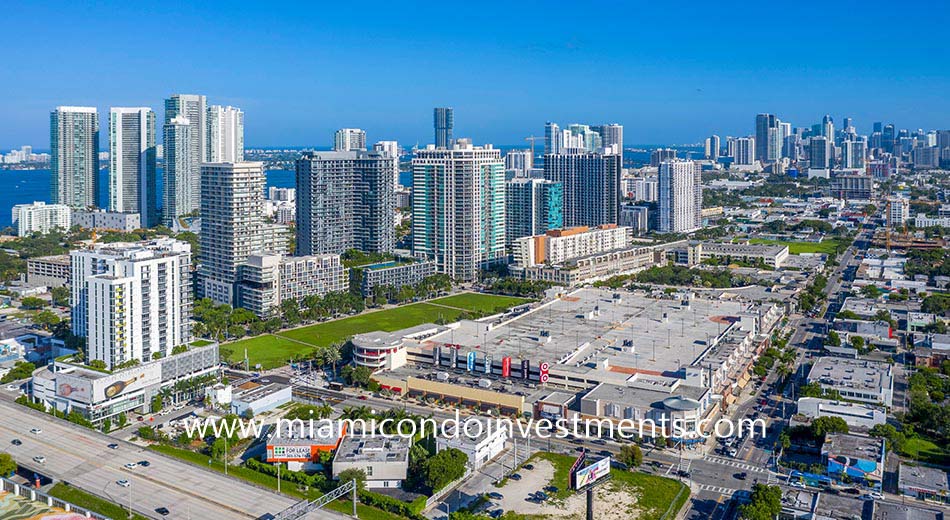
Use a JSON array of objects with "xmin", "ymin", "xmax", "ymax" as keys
[{"xmin": 0, "ymin": 397, "xmax": 300, "ymax": 520}]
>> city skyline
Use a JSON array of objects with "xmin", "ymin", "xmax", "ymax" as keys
[{"xmin": 2, "ymin": 2, "xmax": 950, "ymax": 149}]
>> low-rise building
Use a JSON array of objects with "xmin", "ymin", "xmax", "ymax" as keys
[
  {"xmin": 265, "ymin": 420, "xmax": 346, "ymax": 472},
  {"xmin": 436, "ymin": 416, "xmax": 508, "ymax": 469},
  {"xmin": 510, "ymin": 244, "xmax": 659, "ymax": 286},
  {"xmin": 806, "ymin": 357, "xmax": 894, "ymax": 407},
  {"xmin": 26, "ymin": 254, "xmax": 71, "ymax": 288},
  {"xmin": 12, "ymin": 202, "xmax": 71, "ymax": 236},
  {"xmin": 664, "ymin": 241, "xmax": 789, "ymax": 268},
  {"xmin": 898, "ymin": 463, "xmax": 950, "ymax": 504},
  {"xmin": 352, "ymin": 259, "xmax": 438, "ymax": 298},
  {"xmin": 828, "ymin": 174, "xmax": 873, "ymax": 200},
  {"xmin": 236, "ymin": 253, "xmax": 347, "ymax": 318},
  {"xmin": 794, "ymin": 397, "xmax": 886, "ymax": 430},
  {"xmin": 332, "ymin": 436, "xmax": 411, "ymax": 489},
  {"xmin": 832, "ymin": 319, "xmax": 892, "ymax": 339},
  {"xmin": 822, "ymin": 433, "xmax": 885, "ymax": 490},
  {"xmin": 914, "ymin": 213, "xmax": 950, "ymax": 228},
  {"xmin": 512, "ymin": 225, "xmax": 631, "ymax": 268},
  {"xmin": 230, "ymin": 380, "xmax": 292, "ymax": 416},
  {"xmin": 579, "ymin": 378, "xmax": 711, "ymax": 440},
  {"xmin": 71, "ymin": 209, "xmax": 141, "ymax": 232},
  {"xmin": 30, "ymin": 341, "xmax": 220, "ymax": 427}
]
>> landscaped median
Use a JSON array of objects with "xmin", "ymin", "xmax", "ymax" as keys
[
  {"xmin": 48, "ymin": 482, "xmax": 149, "ymax": 520},
  {"xmin": 223, "ymin": 293, "xmax": 532, "ymax": 369}
]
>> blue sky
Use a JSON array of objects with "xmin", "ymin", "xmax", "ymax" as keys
[{"xmin": 2, "ymin": 1, "xmax": 948, "ymax": 149}]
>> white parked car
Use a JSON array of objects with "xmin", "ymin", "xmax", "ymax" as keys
[
  {"xmin": 30, "ymin": 428, "xmax": 42, "ymax": 435},
  {"xmin": 116, "ymin": 479, "xmax": 130, "ymax": 487},
  {"xmin": 124, "ymin": 462, "xmax": 138, "ymax": 470},
  {"xmin": 32, "ymin": 456, "xmax": 46, "ymax": 464}
]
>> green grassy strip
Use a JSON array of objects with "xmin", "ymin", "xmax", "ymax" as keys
[
  {"xmin": 47, "ymin": 482, "xmax": 149, "ymax": 520},
  {"xmin": 147, "ymin": 444, "xmax": 407, "ymax": 520}
]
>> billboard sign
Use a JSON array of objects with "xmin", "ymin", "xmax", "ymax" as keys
[
  {"xmin": 433, "ymin": 346, "xmax": 442, "ymax": 366},
  {"xmin": 521, "ymin": 359, "xmax": 530, "ymax": 380},
  {"xmin": 451, "ymin": 347, "xmax": 458, "ymax": 368},
  {"xmin": 92, "ymin": 364, "xmax": 161, "ymax": 403},
  {"xmin": 466, "ymin": 351, "xmax": 476, "ymax": 372},
  {"xmin": 573, "ymin": 457, "xmax": 610, "ymax": 490},
  {"xmin": 57, "ymin": 363, "xmax": 161, "ymax": 404},
  {"xmin": 501, "ymin": 357, "xmax": 511, "ymax": 378},
  {"xmin": 539, "ymin": 361, "xmax": 550, "ymax": 383},
  {"xmin": 268, "ymin": 445, "xmax": 313, "ymax": 461},
  {"xmin": 539, "ymin": 403, "xmax": 562, "ymax": 421},
  {"xmin": 484, "ymin": 354, "xmax": 492, "ymax": 374},
  {"xmin": 55, "ymin": 373, "xmax": 93, "ymax": 404}
]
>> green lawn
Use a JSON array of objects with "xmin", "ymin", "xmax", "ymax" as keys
[
  {"xmin": 279, "ymin": 302, "xmax": 464, "ymax": 346},
  {"xmin": 219, "ymin": 334, "xmax": 310, "ymax": 370},
  {"xmin": 225, "ymin": 294, "xmax": 532, "ymax": 369},
  {"xmin": 429, "ymin": 293, "xmax": 531, "ymax": 314},
  {"xmin": 526, "ymin": 452, "xmax": 688, "ymax": 520},
  {"xmin": 902, "ymin": 437, "xmax": 950, "ymax": 465},
  {"xmin": 226, "ymin": 303, "xmax": 463, "ymax": 368},
  {"xmin": 48, "ymin": 482, "xmax": 150, "ymax": 520},
  {"xmin": 749, "ymin": 238, "xmax": 843, "ymax": 255}
]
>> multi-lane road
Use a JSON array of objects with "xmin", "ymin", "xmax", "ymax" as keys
[{"xmin": 0, "ymin": 396, "xmax": 303, "ymax": 520}]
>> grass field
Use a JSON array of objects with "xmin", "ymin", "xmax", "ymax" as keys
[
  {"xmin": 527, "ymin": 452, "xmax": 688, "ymax": 520},
  {"xmin": 428, "ymin": 293, "xmax": 531, "ymax": 314},
  {"xmin": 279, "ymin": 302, "xmax": 464, "ymax": 346},
  {"xmin": 220, "ymin": 334, "xmax": 311, "ymax": 370},
  {"xmin": 226, "ymin": 293, "xmax": 534, "ymax": 369},
  {"xmin": 48, "ymin": 482, "xmax": 150, "ymax": 520},
  {"xmin": 749, "ymin": 238, "xmax": 843, "ymax": 255},
  {"xmin": 902, "ymin": 437, "xmax": 950, "ymax": 466}
]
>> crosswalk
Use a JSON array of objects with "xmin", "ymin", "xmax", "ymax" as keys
[
  {"xmin": 703, "ymin": 455, "xmax": 768, "ymax": 473},
  {"xmin": 698, "ymin": 483, "xmax": 738, "ymax": 495}
]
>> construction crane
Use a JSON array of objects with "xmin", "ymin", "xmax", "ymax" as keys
[{"xmin": 525, "ymin": 135, "xmax": 543, "ymax": 159}]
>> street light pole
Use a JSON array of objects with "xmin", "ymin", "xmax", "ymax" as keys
[
  {"xmin": 277, "ymin": 462, "xmax": 281, "ymax": 493},
  {"xmin": 128, "ymin": 479, "xmax": 133, "ymax": 519}
]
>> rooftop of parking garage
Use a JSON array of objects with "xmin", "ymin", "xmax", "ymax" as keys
[{"xmin": 425, "ymin": 288, "xmax": 752, "ymax": 378}]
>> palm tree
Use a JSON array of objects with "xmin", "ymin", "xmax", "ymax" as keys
[
  {"xmin": 316, "ymin": 403, "xmax": 333, "ymax": 419},
  {"xmin": 324, "ymin": 344, "xmax": 342, "ymax": 378},
  {"xmin": 342, "ymin": 405, "xmax": 374, "ymax": 421}
]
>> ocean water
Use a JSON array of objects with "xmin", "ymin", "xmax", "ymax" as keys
[{"xmin": 0, "ymin": 168, "xmax": 300, "ymax": 228}]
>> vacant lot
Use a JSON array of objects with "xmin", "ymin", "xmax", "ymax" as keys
[
  {"xmin": 490, "ymin": 452, "xmax": 688, "ymax": 520},
  {"xmin": 429, "ymin": 293, "xmax": 531, "ymax": 314},
  {"xmin": 749, "ymin": 238, "xmax": 842, "ymax": 255}
]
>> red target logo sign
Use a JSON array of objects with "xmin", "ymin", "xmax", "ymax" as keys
[{"xmin": 539, "ymin": 362, "xmax": 550, "ymax": 383}]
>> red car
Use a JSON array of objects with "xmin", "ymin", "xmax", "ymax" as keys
[{"xmin": 357, "ymin": 395, "xmax": 368, "ymax": 400}]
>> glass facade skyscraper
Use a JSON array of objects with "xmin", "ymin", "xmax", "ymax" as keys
[{"xmin": 51, "ymin": 106, "xmax": 100, "ymax": 208}]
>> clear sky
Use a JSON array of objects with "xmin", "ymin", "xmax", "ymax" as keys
[{"xmin": 2, "ymin": 0, "xmax": 949, "ymax": 149}]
